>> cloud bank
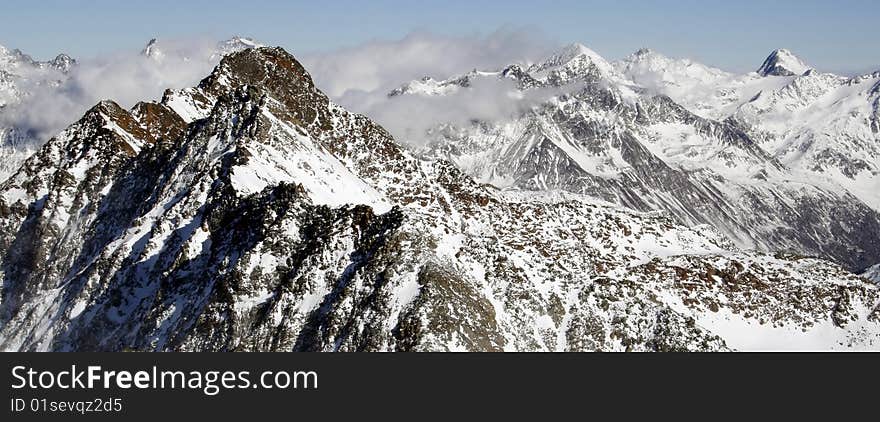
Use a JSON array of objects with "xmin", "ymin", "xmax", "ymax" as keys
[
  {"xmin": 300, "ymin": 29, "xmax": 553, "ymax": 98},
  {"xmin": 1, "ymin": 36, "xmax": 222, "ymax": 144},
  {"xmin": 3, "ymin": 30, "xmax": 562, "ymax": 149},
  {"xmin": 299, "ymin": 29, "xmax": 561, "ymax": 145}
]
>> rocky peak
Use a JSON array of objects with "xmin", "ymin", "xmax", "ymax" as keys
[
  {"xmin": 70, "ymin": 100, "xmax": 156, "ymax": 156},
  {"xmin": 757, "ymin": 49, "xmax": 811, "ymax": 77},
  {"xmin": 201, "ymin": 47, "xmax": 318, "ymax": 98},
  {"xmin": 198, "ymin": 47, "xmax": 331, "ymax": 130}
]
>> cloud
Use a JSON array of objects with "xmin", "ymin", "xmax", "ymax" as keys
[
  {"xmin": 343, "ymin": 76, "xmax": 586, "ymax": 147},
  {"xmin": 3, "ymin": 30, "xmax": 564, "ymax": 149},
  {"xmin": 1, "ymin": 36, "xmax": 222, "ymax": 144},
  {"xmin": 300, "ymin": 28, "xmax": 555, "ymax": 98},
  {"xmin": 299, "ymin": 29, "xmax": 563, "ymax": 146}
]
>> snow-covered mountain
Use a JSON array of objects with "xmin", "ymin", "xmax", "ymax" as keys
[
  {"xmin": 391, "ymin": 44, "xmax": 880, "ymax": 273},
  {"xmin": 0, "ymin": 44, "xmax": 75, "ymax": 181},
  {"xmin": 1, "ymin": 47, "xmax": 877, "ymax": 351},
  {"xmin": 617, "ymin": 48, "xmax": 880, "ymax": 211},
  {"xmin": 0, "ymin": 44, "xmax": 74, "ymax": 112}
]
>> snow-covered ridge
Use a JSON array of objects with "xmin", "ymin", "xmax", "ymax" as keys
[{"xmin": 0, "ymin": 36, "xmax": 265, "ymax": 184}]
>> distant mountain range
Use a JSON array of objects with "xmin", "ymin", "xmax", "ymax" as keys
[{"xmin": 391, "ymin": 43, "xmax": 880, "ymax": 274}]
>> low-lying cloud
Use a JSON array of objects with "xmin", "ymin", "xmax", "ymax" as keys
[
  {"xmin": 3, "ymin": 30, "xmax": 564, "ymax": 149},
  {"xmin": 300, "ymin": 29, "xmax": 554, "ymax": 98},
  {"xmin": 299, "ymin": 29, "xmax": 563, "ymax": 145},
  {"xmin": 1, "ymin": 36, "xmax": 222, "ymax": 144}
]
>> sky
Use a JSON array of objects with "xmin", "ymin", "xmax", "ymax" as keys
[{"xmin": 1, "ymin": 0, "xmax": 878, "ymax": 74}]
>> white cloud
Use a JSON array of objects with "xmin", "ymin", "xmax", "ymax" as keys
[
  {"xmin": 1, "ymin": 36, "xmax": 222, "ymax": 143},
  {"xmin": 300, "ymin": 29, "xmax": 555, "ymax": 98},
  {"xmin": 3, "ymin": 30, "xmax": 564, "ymax": 149},
  {"xmin": 299, "ymin": 29, "xmax": 563, "ymax": 145}
]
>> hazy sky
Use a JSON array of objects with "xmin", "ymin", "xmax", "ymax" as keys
[{"xmin": 1, "ymin": 0, "xmax": 878, "ymax": 74}]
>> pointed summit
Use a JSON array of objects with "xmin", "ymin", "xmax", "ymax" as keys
[
  {"xmin": 529, "ymin": 42, "xmax": 614, "ymax": 77},
  {"xmin": 757, "ymin": 49, "xmax": 811, "ymax": 77},
  {"xmin": 537, "ymin": 43, "xmax": 608, "ymax": 67},
  {"xmin": 201, "ymin": 47, "xmax": 317, "ymax": 95}
]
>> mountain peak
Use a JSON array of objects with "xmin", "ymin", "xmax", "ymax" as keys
[
  {"xmin": 212, "ymin": 36, "xmax": 264, "ymax": 60},
  {"xmin": 141, "ymin": 38, "xmax": 163, "ymax": 60},
  {"xmin": 203, "ymin": 47, "xmax": 315, "ymax": 92},
  {"xmin": 49, "ymin": 53, "xmax": 76, "ymax": 73},
  {"xmin": 757, "ymin": 48, "xmax": 811, "ymax": 77},
  {"xmin": 198, "ymin": 46, "xmax": 330, "ymax": 128},
  {"xmin": 543, "ymin": 43, "xmax": 604, "ymax": 65},
  {"xmin": 530, "ymin": 42, "xmax": 613, "ymax": 77}
]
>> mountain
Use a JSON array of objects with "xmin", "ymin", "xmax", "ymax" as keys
[
  {"xmin": 393, "ymin": 45, "xmax": 880, "ymax": 273},
  {"xmin": 0, "ymin": 47, "xmax": 878, "ymax": 351},
  {"xmin": 0, "ymin": 44, "xmax": 74, "ymax": 110},
  {"xmin": 0, "ymin": 44, "xmax": 76, "ymax": 182},
  {"xmin": 617, "ymin": 48, "xmax": 880, "ymax": 212}
]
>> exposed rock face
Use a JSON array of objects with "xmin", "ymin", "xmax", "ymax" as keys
[{"xmin": 1, "ymin": 47, "xmax": 878, "ymax": 352}]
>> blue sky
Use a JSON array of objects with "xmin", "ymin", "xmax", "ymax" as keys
[{"xmin": 1, "ymin": 0, "xmax": 878, "ymax": 74}]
